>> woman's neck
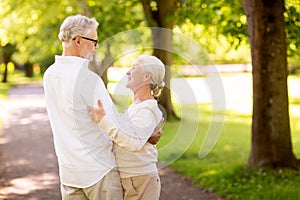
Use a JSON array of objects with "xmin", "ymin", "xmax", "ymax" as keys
[{"xmin": 133, "ymin": 88, "xmax": 154, "ymax": 104}]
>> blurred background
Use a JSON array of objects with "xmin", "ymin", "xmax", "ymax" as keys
[
  {"xmin": 0, "ymin": 0, "xmax": 299, "ymax": 82},
  {"xmin": 1, "ymin": 1, "xmax": 300, "ymax": 199}
]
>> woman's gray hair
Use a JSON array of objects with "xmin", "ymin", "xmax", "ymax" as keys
[
  {"xmin": 138, "ymin": 55, "xmax": 165, "ymax": 99},
  {"xmin": 58, "ymin": 14, "xmax": 99, "ymax": 47}
]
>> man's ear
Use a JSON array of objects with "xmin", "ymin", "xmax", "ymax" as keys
[{"xmin": 73, "ymin": 37, "xmax": 80, "ymax": 46}]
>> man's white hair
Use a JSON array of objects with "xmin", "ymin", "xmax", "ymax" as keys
[{"xmin": 58, "ymin": 14, "xmax": 99, "ymax": 47}]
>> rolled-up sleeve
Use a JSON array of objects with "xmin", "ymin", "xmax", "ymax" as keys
[{"xmin": 98, "ymin": 108, "xmax": 158, "ymax": 152}]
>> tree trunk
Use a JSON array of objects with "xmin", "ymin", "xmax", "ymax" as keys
[
  {"xmin": 242, "ymin": 0, "xmax": 298, "ymax": 168},
  {"xmin": 141, "ymin": 0, "xmax": 179, "ymax": 120},
  {"xmin": 100, "ymin": 42, "xmax": 113, "ymax": 88},
  {"xmin": 2, "ymin": 62, "xmax": 8, "ymax": 83},
  {"xmin": 89, "ymin": 42, "xmax": 112, "ymax": 88},
  {"xmin": 1, "ymin": 43, "xmax": 16, "ymax": 83},
  {"xmin": 25, "ymin": 62, "xmax": 33, "ymax": 77},
  {"xmin": 151, "ymin": 28, "xmax": 178, "ymax": 119}
]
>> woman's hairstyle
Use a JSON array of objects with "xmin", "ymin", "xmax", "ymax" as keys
[
  {"xmin": 138, "ymin": 55, "xmax": 165, "ymax": 99},
  {"xmin": 58, "ymin": 14, "xmax": 99, "ymax": 47}
]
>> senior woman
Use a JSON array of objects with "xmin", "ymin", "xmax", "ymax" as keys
[{"xmin": 88, "ymin": 54, "xmax": 165, "ymax": 200}]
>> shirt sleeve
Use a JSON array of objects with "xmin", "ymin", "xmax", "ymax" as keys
[{"xmin": 98, "ymin": 108, "xmax": 159, "ymax": 152}]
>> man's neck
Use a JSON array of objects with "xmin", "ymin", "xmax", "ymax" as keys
[{"xmin": 62, "ymin": 46, "xmax": 81, "ymax": 57}]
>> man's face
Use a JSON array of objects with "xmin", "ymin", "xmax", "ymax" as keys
[{"xmin": 79, "ymin": 28, "xmax": 98, "ymax": 61}]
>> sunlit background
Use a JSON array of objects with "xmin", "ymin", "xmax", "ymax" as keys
[{"xmin": 1, "ymin": 0, "xmax": 300, "ymax": 200}]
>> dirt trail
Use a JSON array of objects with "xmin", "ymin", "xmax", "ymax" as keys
[{"xmin": 0, "ymin": 83, "xmax": 224, "ymax": 200}]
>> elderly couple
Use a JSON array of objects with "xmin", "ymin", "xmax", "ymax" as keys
[{"xmin": 43, "ymin": 15, "xmax": 165, "ymax": 200}]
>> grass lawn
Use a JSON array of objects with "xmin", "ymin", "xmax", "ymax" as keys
[
  {"xmin": 157, "ymin": 106, "xmax": 300, "ymax": 200},
  {"xmin": 153, "ymin": 74, "xmax": 300, "ymax": 200}
]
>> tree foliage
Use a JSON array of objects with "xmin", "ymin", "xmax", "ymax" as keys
[
  {"xmin": 1, "ymin": 0, "xmax": 299, "ymax": 69},
  {"xmin": 0, "ymin": 0, "xmax": 145, "ymax": 70},
  {"xmin": 0, "ymin": 0, "xmax": 82, "ymax": 71},
  {"xmin": 285, "ymin": 0, "xmax": 300, "ymax": 66},
  {"xmin": 176, "ymin": 0, "xmax": 300, "ymax": 64},
  {"xmin": 177, "ymin": 0, "xmax": 248, "ymax": 47}
]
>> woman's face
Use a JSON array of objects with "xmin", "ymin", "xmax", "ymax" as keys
[{"xmin": 126, "ymin": 59, "xmax": 150, "ymax": 91}]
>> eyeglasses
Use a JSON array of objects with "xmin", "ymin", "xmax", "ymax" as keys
[{"xmin": 73, "ymin": 36, "xmax": 98, "ymax": 47}]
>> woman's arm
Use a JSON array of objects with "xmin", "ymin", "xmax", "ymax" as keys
[{"xmin": 88, "ymin": 100, "xmax": 161, "ymax": 151}]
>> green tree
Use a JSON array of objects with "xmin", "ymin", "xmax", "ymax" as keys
[
  {"xmin": 141, "ymin": 0, "xmax": 179, "ymax": 120},
  {"xmin": 0, "ymin": 0, "xmax": 144, "ymax": 77},
  {"xmin": 176, "ymin": 0, "xmax": 300, "ymax": 168},
  {"xmin": 285, "ymin": 0, "xmax": 300, "ymax": 68},
  {"xmin": 87, "ymin": 0, "xmax": 144, "ymax": 86},
  {"xmin": 1, "ymin": 43, "xmax": 16, "ymax": 82},
  {"xmin": 177, "ymin": 0, "xmax": 300, "ymax": 64},
  {"xmin": 0, "ymin": 0, "xmax": 83, "ymax": 74},
  {"xmin": 242, "ymin": 0, "xmax": 299, "ymax": 169}
]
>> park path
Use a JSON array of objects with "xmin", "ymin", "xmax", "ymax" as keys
[{"xmin": 0, "ymin": 83, "xmax": 224, "ymax": 200}]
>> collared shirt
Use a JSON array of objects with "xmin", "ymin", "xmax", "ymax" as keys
[{"xmin": 43, "ymin": 55, "xmax": 117, "ymax": 188}]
